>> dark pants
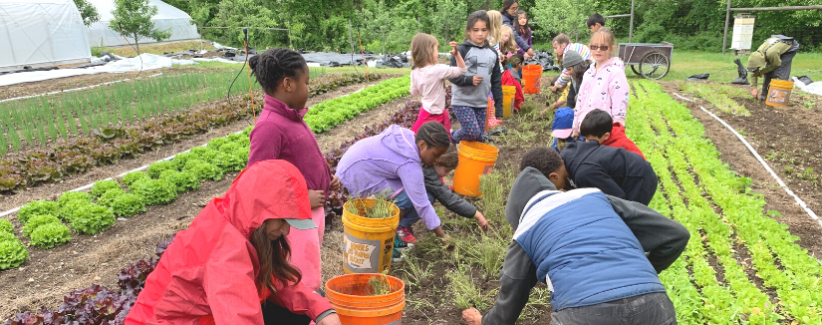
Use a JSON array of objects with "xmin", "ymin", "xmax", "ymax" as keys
[
  {"xmin": 637, "ymin": 164, "xmax": 659, "ymax": 206},
  {"xmin": 761, "ymin": 48, "xmax": 798, "ymax": 99},
  {"xmin": 262, "ymin": 302, "xmax": 310, "ymax": 325},
  {"xmin": 551, "ymin": 292, "xmax": 677, "ymax": 325}
]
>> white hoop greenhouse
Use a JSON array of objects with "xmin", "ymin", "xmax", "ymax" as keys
[
  {"xmin": 0, "ymin": 0, "xmax": 92, "ymax": 72},
  {"xmin": 86, "ymin": 0, "xmax": 199, "ymax": 48}
]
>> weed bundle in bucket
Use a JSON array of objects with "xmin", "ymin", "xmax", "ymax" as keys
[
  {"xmin": 368, "ymin": 274, "xmax": 392, "ymax": 296},
  {"xmin": 345, "ymin": 197, "xmax": 395, "ymax": 219}
]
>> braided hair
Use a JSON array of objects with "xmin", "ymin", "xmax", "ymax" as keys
[
  {"xmin": 415, "ymin": 122, "xmax": 450, "ymax": 149},
  {"xmin": 248, "ymin": 47, "xmax": 307, "ymax": 93}
]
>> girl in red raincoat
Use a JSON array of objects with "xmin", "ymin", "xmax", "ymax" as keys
[
  {"xmin": 501, "ymin": 54, "xmax": 525, "ymax": 112},
  {"xmin": 125, "ymin": 160, "xmax": 341, "ymax": 325}
]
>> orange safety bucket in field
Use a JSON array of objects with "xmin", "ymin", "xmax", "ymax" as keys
[
  {"xmin": 341, "ymin": 199, "xmax": 399, "ymax": 274},
  {"xmin": 325, "ymin": 274, "xmax": 406, "ymax": 325},
  {"xmin": 766, "ymin": 79, "xmax": 795, "ymax": 107},
  {"xmin": 522, "ymin": 65, "xmax": 543, "ymax": 94},
  {"xmin": 452, "ymin": 141, "xmax": 499, "ymax": 197},
  {"xmin": 501, "ymin": 85, "xmax": 516, "ymax": 117}
]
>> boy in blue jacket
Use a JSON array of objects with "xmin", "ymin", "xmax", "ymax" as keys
[{"xmin": 462, "ymin": 147, "xmax": 689, "ymax": 325}]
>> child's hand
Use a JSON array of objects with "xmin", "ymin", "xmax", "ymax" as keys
[
  {"xmin": 551, "ymin": 86, "xmax": 558, "ymax": 93},
  {"xmin": 750, "ymin": 89, "xmax": 758, "ymax": 98},
  {"xmin": 440, "ymin": 233, "xmax": 452, "ymax": 246},
  {"xmin": 450, "ymin": 41, "xmax": 459, "ymax": 56},
  {"xmin": 330, "ymin": 175, "xmax": 342, "ymax": 192},
  {"xmin": 474, "ymin": 211, "xmax": 488, "ymax": 231},
  {"xmin": 308, "ymin": 190, "xmax": 325, "ymax": 208},
  {"xmin": 472, "ymin": 76, "xmax": 483, "ymax": 86}
]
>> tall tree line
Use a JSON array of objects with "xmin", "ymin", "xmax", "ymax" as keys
[{"xmin": 162, "ymin": 0, "xmax": 820, "ymax": 52}]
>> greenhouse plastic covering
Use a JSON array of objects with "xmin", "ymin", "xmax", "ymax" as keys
[
  {"xmin": 0, "ymin": 0, "xmax": 92, "ymax": 72},
  {"xmin": 0, "ymin": 54, "xmax": 195, "ymax": 87},
  {"xmin": 86, "ymin": 0, "xmax": 199, "ymax": 47}
]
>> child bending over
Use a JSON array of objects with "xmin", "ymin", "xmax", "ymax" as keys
[
  {"xmin": 580, "ymin": 109, "xmax": 645, "ymax": 160},
  {"xmin": 551, "ymin": 33, "xmax": 593, "ymax": 93},
  {"xmin": 420, "ymin": 145, "xmax": 488, "ymax": 231},
  {"xmin": 410, "ymin": 33, "xmax": 466, "ymax": 134},
  {"xmin": 501, "ymin": 54, "xmax": 525, "ymax": 112}
]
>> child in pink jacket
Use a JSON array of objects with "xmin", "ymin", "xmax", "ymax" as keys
[{"xmin": 573, "ymin": 28, "xmax": 630, "ymax": 137}]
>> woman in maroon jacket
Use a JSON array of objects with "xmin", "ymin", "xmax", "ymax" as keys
[{"xmin": 246, "ymin": 48, "xmax": 341, "ymax": 292}]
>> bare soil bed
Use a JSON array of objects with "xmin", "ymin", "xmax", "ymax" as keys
[
  {"xmin": 662, "ymin": 81, "xmax": 822, "ymax": 257},
  {"xmin": 0, "ymin": 90, "xmax": 414, "ymax": 320}
]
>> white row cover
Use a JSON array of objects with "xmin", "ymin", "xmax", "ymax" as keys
[
  {"xmin": 0, "ymin": 0, "xmax": 92, "ymax": 71},
  {"xmin": 86, "ymin": 0, "xmax": 199, "ymax": 47},
  {"xmin": 0, "ymin": 53, "xmax": 196, "ymax": 87}
]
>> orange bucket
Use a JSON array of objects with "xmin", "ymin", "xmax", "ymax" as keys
[
  {"xmin": 452, "ymin": 141, "xmax": 499, "ymax": 197},
  {"xmin": 522, "ymin": 65, "xmax": 543, "ymax": 94},
  {"xmin": 325, "ymin": 274, "xmax": 405, "ymax": 325},
  {"xmin": 766, "ymin": 79, "xmax": 794, "ymax": 107}
]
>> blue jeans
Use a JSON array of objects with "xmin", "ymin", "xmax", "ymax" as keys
[{"xmin": 393, "ymin": 191, "xmax": 435, "ymax": 228}]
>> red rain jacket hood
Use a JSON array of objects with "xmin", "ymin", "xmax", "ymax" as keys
[
  {"xmin": 501, "ymin": 69, "xmax": 524, "ymax": 111},
  {"xmin": 125, "ymin": 160, "xmax": 333, "ymax": 325},
  {"xmin": 603, "ymin": 123, "xmax": 646, "ymax": 160}
]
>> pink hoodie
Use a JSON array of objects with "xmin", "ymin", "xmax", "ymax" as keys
[{"xmin": 573, "ymin": 57, "xmax": 630, "ymax": 135}]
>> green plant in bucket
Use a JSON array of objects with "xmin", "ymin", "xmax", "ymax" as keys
[
  {"xmin": 368, "ymin": 274, "xmax": 392, "ymax": 296},
  {"xmin": 346, "ymin": 197, "xmax": 395, "ymax": 219}
]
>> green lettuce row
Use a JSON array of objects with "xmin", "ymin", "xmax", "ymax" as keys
[
  {"xmin": 304, "ymin": 76, "xmax": 411, "ymax": 133},
  {"xmin": 631, "ymin": 84, "xmax": 777, "ymax": 324},
  {"xmin": 634, "ymin": 80, "xmax": 822, "ymax": 324}
]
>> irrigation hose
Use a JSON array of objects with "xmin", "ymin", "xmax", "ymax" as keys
[{"xmin": 671, "ymin": 92, "xmax": 821, "ymax": 228}]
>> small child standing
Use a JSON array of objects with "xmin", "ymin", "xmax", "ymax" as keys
[
  {"xmin": 246, "ymin": 48, "xmax": 342, "ymax": 292},
  {"xmin": 580, "ymin": 109, "xmax": 645, "ymax": 159},
  {"xmin": 514, "ymin": 11, "xmax": 532, "ymax": 56},
  {"xmin": 410, "ymin": 34, "xmax": 466, "ymax": 134},
  {"xmin": 501, "ymin": 54, "xmax": 525, "ymax": 112},
  {"xmin": 587, "ymin": 13, "xmax": 606, "ymax": 33},
  {"xmin": 449, "ymin": 10, "xmax": 503, "ymax": 143},
  {"xmin": 420, "ymin": 145, "xmax": 488, "ymax": 231},
  {"xmin": 499, "ymin": 25, "xmax": 518, "ymax": 59}
]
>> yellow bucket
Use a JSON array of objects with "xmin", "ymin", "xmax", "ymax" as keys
[
  {"xmin": 342, "ymin": 198, "xmax": 400, "ymax": 274},
  {"xmin": 452, "ymin": 141, "xmax": 499, "ymax": 197},
  {"xmin": 766, "ymin": 79, "xmax": 794, "ymax": 107},
  {"xmin": 502, "ymin": 85, "xmax": 516, "ymax": 117}
]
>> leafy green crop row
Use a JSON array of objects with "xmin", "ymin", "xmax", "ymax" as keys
[
  {"xmin": 630, "ymin": 80, "xmax": 822, "ymax": 324},
  {"xmin": 305, "ymin": 76, "xmax": 411, "ymax": 132}
]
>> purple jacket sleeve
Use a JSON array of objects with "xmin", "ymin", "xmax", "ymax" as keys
[
  {"xmin": 397, "ymin": 163, "xmax": 441, "ymax": 230},
  {"xmin": 247, "ymin": 122, "xmax": 283, "ymax": 167}
]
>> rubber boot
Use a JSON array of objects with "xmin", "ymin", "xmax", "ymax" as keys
[{"xmin": 731, "ymin": 58, "xmax": 750, "ymax": 85}]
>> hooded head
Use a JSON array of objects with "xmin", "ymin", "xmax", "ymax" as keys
[
  {"xmin": 747, "ymin": 52, "xmax": 765, "ymax": 72},
  {"xmin": 220, "ymin": 159, "xmax": 315, "ymax": 240}
]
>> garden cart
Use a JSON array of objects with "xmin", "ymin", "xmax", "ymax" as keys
[{"xmin": 617, "ymin": 42, "xmax": 674, "ymax": 80}]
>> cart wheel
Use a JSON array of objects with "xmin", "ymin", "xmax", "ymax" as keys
[
  {"xmin": 630, "ymin": 65, "xmax": 641, "ymax": 76},
  {"xmin": 639, "ymin": 51, "xmax": 670, "ymax": 80}
]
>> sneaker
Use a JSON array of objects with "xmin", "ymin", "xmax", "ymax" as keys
[
  {"xmin": 396, "ymin": 226, "xmax": 418, "ymax": 244},
  {"xmin": 392, "ymin": 248, "xmax": 404, "ymax": 262},
  {"xmin": 394, "ymin": 233, "xmax": 413, "ymax": 251}
]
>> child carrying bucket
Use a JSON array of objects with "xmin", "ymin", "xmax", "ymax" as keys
[
  {"xmin": 502, "ymin": 54, "xmax": 525, "ymax": 112},
  {"xmin": 246, "ymin": 48, "xmax": 342, "ymax": 293},
  {"xmin": 335, "ymin": 122, "xmax": 452, "ymax": 254},
  {"xmin": 409, "ymin": 34, "xmax": 466, "ymax": 134},
  {"xmin": 449, "ymin": 10, "xmax": 504, "ymax": 144}
]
